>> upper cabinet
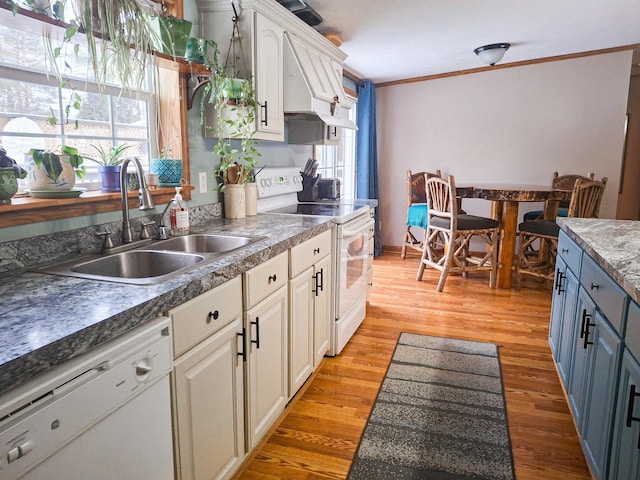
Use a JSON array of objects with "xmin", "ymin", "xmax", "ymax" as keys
[
  {"xmin": 196, "ymin": 0, "xmax": 355, "ymax": 142},
  {"xmin": 253, "ymin": 13, "xmax": 284, "ymax": 140}
]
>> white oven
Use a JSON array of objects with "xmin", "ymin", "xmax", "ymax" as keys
[
  {"xmin": 256, "ymin": 167, "xmax": 372, "ymax": 355},
  {"xmin": 334, "ymin": 211, "xmax": 374, "ymax": 354}
]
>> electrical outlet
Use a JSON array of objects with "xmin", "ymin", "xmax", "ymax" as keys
[{"xmin": 199, "ymin": 172, "xmax": 207, "ymax": 193}]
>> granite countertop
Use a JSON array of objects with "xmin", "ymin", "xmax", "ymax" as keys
[
  {"xmin": 557, "ymin": 218, "xmax": 640, "ymax": 304},
  {"xmin": 0, "ymin": 214, "xmax": 333, "ymax": 395}
]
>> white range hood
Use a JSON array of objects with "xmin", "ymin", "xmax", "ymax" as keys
[{"xmin": 284, "ymin": 32, "xmax": 358, "ymax": 130}]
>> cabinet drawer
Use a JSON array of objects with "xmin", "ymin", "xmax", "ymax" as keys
[
  {"xmin": 626, "ymin": 300, "xmax": 640, "ymax": 361},
  {"xmin": 580, "ymin": 254, "xmax": 626, "ymax": 334},
  {"xmin": 289, "ymin": 230, "xmax": 332, "ymax": 278},
  {"xmin": 244, "ymin": 251, "xmax": 288, "ymax": 308},
  {"xmin": 171, "ymin": 276, "xmax": 242, "ymax": 358},
  {"xmin": 558, "ymin": 231, "xmax": 582, "ymax": 276}
]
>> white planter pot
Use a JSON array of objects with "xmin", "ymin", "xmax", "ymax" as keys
[
  {"xmin": 224, "ymin": 184, "xmax": 246, "ymax": 219},
  {"xmin": 245, "ymin": 182, "xmax": 257, "ymax": 216},
  {"xmin": 25, "ymin": 154, "xmax": 76, "ymax": 191}
]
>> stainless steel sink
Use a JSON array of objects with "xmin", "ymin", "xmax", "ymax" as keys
[
  {"xmin": 151, "ymin": 233, "xmax": 265, "ymax": 254},
  {"xmin": 37, "ymin": 250, "xmax": 205, "ymax": 285},
  {"xmin": 35, "ymin": 233, "xmax": 266, "ymax": 285}
]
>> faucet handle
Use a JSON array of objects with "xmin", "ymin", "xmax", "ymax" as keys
[
  {"xmin": 157, "ymin": 225, "xmax": 170, "ymax": 240},
  {"xmin": 97, "ymin": 231, "xmax": 115, "ymax": 251},
  {"xmin": 140, "ymin": 221, "xmax": 156, "ymax": 240}
]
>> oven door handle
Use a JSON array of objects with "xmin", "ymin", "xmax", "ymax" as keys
[{"xmin": 340, "ymin": 220, "xmax": 373, "ymax": 238}]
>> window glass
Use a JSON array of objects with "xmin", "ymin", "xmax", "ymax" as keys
[
  {"xmin": 315, "ymin": 99, "xmax": 357, "ymax": 199},
  {"xmin": 0, "ymin": 20, "xmax": 154, "ymax": 190}
]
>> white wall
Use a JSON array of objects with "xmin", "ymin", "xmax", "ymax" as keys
[{"xmin": 377, "ymin": 51, "xmax": 632, "ymax": 247}]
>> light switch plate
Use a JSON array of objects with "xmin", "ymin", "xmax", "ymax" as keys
[{"xmin": 199, "ymin": 172, "xmax": 207, "ymax": 193}]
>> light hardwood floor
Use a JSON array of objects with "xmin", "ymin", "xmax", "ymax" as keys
[{"xmin": 236, "ymin": 251, "xmax": 592, "ymax": 479}]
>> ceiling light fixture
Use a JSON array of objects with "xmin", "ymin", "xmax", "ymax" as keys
[{"xmin": 474, "ymin": 43, "xmax": 511, "ymax": 66}]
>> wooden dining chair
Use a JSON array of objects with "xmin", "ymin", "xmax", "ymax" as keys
[
  {"xmin": 401, "ymin": 169, "xmax": 441, "ymax": 258},
  {"xmin": 516, "ymin": 176, "xmax": 607, "ymax": 288},
  {"xmin": 522, "ymin": 171, "xmax": 595, "ymax": 222},
  {"xmin": 416, "ymin": 175, "xmax": 500, "ymax": 292}
]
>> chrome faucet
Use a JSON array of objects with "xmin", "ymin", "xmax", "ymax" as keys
[{"xmin": 120, "ymin": 156, "xmax": 154, "ymax": 243}]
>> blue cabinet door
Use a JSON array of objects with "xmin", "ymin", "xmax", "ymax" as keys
[
  {"xmin": 609, "ymin": 350, "xmax": 640, "ymax": 480},
  {"xmin": 568, "ymin": 287, "xmax": 596, "ymax": 427},
  {"xmin": 549, "ymin": 256, "xmax": 567, "ymax": 360},
  {"xmin": 581, "ymin": 309, "xmax": 622, "ymax": 479},
  {"xmin": 556, "ymin": 265, "xmax": 580, "ymax": 388}
]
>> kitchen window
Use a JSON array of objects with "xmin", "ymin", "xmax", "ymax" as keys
[
  {"xmin": 0, "ymin": 22, "xmax": 155, "ymax": 191},
  {"xmin": 315, "ymin": 98, "xmax": 357, "ymax": 198}
]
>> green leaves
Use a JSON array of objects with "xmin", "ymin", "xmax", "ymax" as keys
[{"xmin": 29, "ymin": 146, "xmax": 87, "ymax": 181}]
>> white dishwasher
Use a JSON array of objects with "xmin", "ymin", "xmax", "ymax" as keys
[{"xmin": 0, "ymin": 316, "xmax": 174, "ymax": 480}]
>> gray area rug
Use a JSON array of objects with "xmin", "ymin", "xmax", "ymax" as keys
[{"xmin": 347, "ymin": 333, "xmax": 515, "ymax": 480}]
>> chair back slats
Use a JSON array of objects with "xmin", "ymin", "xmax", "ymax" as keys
[
  {"xmin": 552, "ymin": 171, "xmax": 595, "ymax": 191},
  {"xmin": 401, "ymin": 169, "xmax": 442, "ymax": 259},
  {"xmin": 425, "ymin": 175, "xmax": 453, "ymax": 219},
  {"xmin": 568, "ymin": 177, "xmax": 607, "ymax": 218}
]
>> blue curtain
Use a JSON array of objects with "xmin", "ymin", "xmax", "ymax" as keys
[{"xmin": 356, "ymin": 80, "xmax": 382, "ymax": 256}]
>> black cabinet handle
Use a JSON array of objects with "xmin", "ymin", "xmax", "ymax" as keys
[
  {"xmin": 314, "ymin": 247, "xmax": 320, "ymax": 255},
  {"xmin": 237, "ymin": 328, "xmax": 246, "ymax": 362},
  {"xmin": 261, "ymin": 101, "xmax": 268, "ymax": 126},
  {"xmin": 312, "ymin": 268, "xmax": 324, "ymax": 296},
  {"xmin": 582, "ymin": 313, "xmax": 595, "ymax": 349},
  {"xmin": 561, "ymin": 248, "xmax": 569, "ymax": 254},
  {"xmin": 590, "ymin": 282, "xmax": 600, "ymax": 291},
  {"xmin": 268, "ymin": 274, "xmax": 277, "ymax": 283},
  {"xmin": 207, "ymin": 310, "xmax": 219, "ymax": 323},
  {"xmin": 579, "ymin": 309, "xmax": 588, "ymax": 339},
  {"xmin": 626, "ymin": 384, "xmax": 640, "ymax": 449},
  {"xmin": 251, "ymin": 317, "xmax": 260, "ymax": 349},
  {"xmin": 555, "ymin": 270, "xmax": 565, "ymax": 294}
]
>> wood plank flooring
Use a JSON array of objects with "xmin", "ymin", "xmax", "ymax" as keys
[{"xmin": 236, "ymin": 251, "xmax": 592, "ymax": 480}]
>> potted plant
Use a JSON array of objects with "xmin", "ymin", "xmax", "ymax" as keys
[
  {"xmin": 87, "ymin": 143, "xmax": 131, "ymax": 192},
  {"xmin": 150, "ymin": 140, "xmax": 182, "ymax": 187},
  {"xmin": 200, "ymin": 38, "xmax": 260, "ymax": 218},
  {"xmin": 26, "ymin": 146, "xmax": 86, "ymax": 191}
]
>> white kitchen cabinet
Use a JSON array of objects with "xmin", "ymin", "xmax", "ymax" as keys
[
  {"xmin": 288, "ymin": 230, "xmax": 332, "ymax": 398},
  {"xmin": 199, "ymin": 2, "xmax": 284, "ymax": 142},
  {"xmin": 366, "ymin": 209, "xmax": 375, "ymax": 300},
  {"xmin": 171, "ymin": 277, "xmax": 245, "ymax": 480},
  {"xmin": 253, "ymin": 11, "xmax": 284, "ymax": 140},
  {"xmin": 243, "ymin": 251, "xmax": 289, "ymax": 449}
]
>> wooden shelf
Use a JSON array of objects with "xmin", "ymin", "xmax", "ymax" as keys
[{"xmin": 0, "ymin": 187, "xmax": 191, "ymax": 228}]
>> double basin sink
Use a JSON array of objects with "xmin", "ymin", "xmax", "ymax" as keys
[{"xmin": 37, "ymin": 233, "xmax": 266, "ymax": 285}]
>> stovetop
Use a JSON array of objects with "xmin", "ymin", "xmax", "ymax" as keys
[{"xmin": 266, "ymin": 202, "xmax": 368, "ymax": 220}]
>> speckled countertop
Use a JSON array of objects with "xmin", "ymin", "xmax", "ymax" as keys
[
  {"xmin": 0, "ymin": 214, "xmax": 332, "ymax": 395},
  {"xmin": 558, "ymin": 218, "xmax": 640, "ymax": 304}
]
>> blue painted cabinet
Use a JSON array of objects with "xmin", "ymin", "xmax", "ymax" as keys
[
  {"xmin": 550, "ymin": 255, "xmax": 580, "ymax": 387},
  {"xmin": 609, "ymin": 350, "xmax": 640, "ymax": 479}
]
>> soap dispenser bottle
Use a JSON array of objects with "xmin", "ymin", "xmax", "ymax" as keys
[{"xmin": 169, "ymin": 187, "xmax": 189, "ymax": 236}]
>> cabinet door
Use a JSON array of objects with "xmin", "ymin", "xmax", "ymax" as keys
[
  {"xmin": 549, "ymin": 256, "xmax": 568, "ymax": 359},
  {"xmin": 581, "ymin": 309, "xmax": 622, "ymax": 479},
  {"xmin": 567, "ymin": 287, "xmax": 596, "ymax": 427},
  {"xmin": 556, "ymin": 264, "xmax": 579, "ymax": 387},
  {"xmin": 314, "ymin": 255, "xmax": 331, "ymax": 367},
  {"xmin": 609, "ymin": 350, "xmax": 640, "ymax": 480},
  {"xmin": 289, "ymin": 267, "xmax": 314, "ymax": 398},
  {"xmin": 173, "ymin": 318, "xmax": 245, "ymax": 480},
  {"xmin": 245, "ymin": 285, "xmax": 288, "ymax": 449},
  {"xmin": 253, "ymin": 12, "xmax": 284, "ymax": 141}
]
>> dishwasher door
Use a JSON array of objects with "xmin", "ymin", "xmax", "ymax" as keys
[{"xmin": 0, "ymin": 317, "xmax": 174, "ymax": 480}]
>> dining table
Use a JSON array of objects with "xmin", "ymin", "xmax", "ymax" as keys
[{"xmin": 456, "ymin": 183, "xmax": 572, "ymax": 289}]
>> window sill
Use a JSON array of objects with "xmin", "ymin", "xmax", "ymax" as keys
[{"xmin": 0, "ymin": 188, "xmax": 187, "ymax": 228}]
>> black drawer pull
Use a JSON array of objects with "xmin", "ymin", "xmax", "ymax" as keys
[
  {"xmin": 625, "ymin": 384, "xmax": 640, "ymax": 449},
  {"xmin": 268, "ymin": 274, "xmax": 277, "ymax": 283},
  {"xmin": 561, "ymin": 248, "xmax": 569, "ymax": 254},
  {"xmin": 207, "ymin": 310, "xmax": 219, "ymax": 323},
  {"xmin": 314, "ymin": 247, "xmax": 320, "ymax": 254},
  {"xmin": 590, "ymin": 282, "xmax": 600, "ymax": 291}
]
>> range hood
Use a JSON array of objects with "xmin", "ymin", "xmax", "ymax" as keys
[{"xmin": 284, "ymin": 32, "xmax": 358, "ymax": 130}]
